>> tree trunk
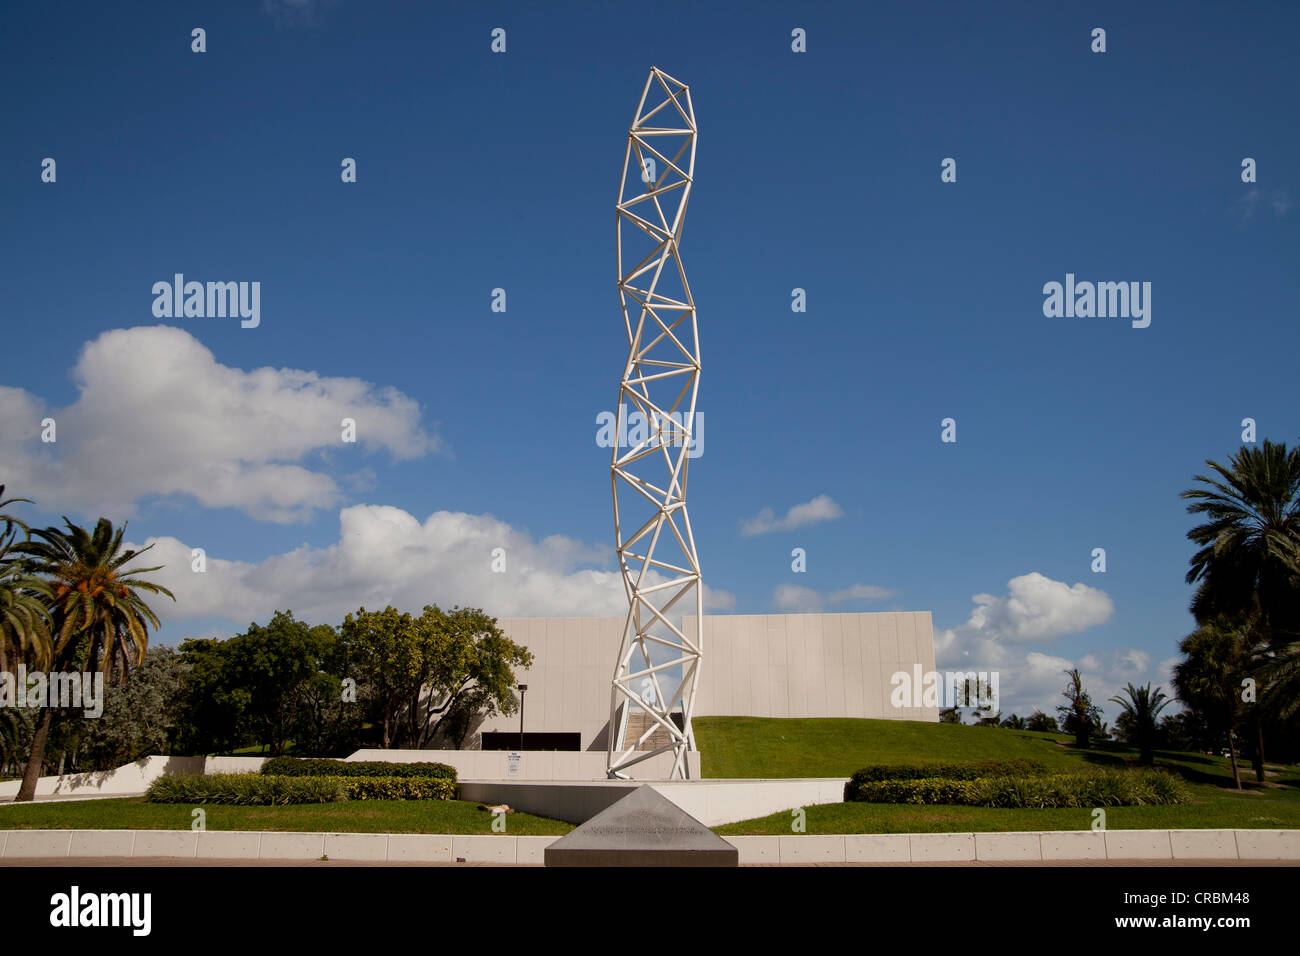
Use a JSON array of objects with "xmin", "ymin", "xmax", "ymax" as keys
[
  {"xmin": 16, "ymin": 708, "xmax": 54, "ymax": 802},
  {"xmin": 1253, "ymin": 716, "xmax": 1266, "ymax": 783},
  {"xmin": 1226, "ymin": 731, "xmax": 1241, "ymax": 790}
]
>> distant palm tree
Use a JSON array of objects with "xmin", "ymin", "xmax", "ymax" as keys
[
  {"xmin": 11, "ymin": 517, "xmax": 174, "ymax": 802},
  {"xmin": 1057, "ymin": 668, "xmax": 1102, "ymax": 748},
  {"xmin": 1173, "ymin": 616, "xmax": 1261, "ymax": 789},
  {"xmin": 1109, "ymin": 683, "xmax": 1172, "ymax": 765},
  {"xmin": 1182, "ymin": 440, "xmax": 1300, "ymax": 640}
]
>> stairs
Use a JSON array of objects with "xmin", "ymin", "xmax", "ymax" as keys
[{"xmin": 620, "ymin": 709, "xmax": 685, "ymax": 752}]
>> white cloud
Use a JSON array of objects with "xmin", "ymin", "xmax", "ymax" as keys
[
  {"xmin": 772, "ymin": 582, "xmax": 896, "ymax": 612},
  {"xmin": 132, "ymin": 503, "xmax": 735, "ymax": 628},
  {"xmin": 932, "ymin": 572, "xmax": 1154, "ymax": 720},
  {"xmin": 740, "ymin": 494, "xmax": 844, "ymax": 536},
  {"xmin": 965, "ymin": 572, "xmax": 1113, "ymax": 643},
  {"xmin": 0, "ymin": 326, "xmax": 440, "ymax": 523}
]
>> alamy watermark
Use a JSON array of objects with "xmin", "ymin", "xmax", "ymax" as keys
[
  {"xmin": 890, "ymin": 665, "xmax": 999, "ymax": 713},
  {"xmin": 152, "ymin": 274, "xmax": 260, "ymax": 328},
  {"xmin": 1042, "ymin": 273, "xmax": 1150, "ymax": 328},
  {"xmin": 596, "ymin": 403, "xmax": 703, "ymax": 459},
  {"xmin": 0, "ymin": 666, "xmax": 104, "ymax": 718}
]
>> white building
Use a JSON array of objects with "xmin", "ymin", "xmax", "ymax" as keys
[{"xmin": 471, "ymin": 611, "xmax": 939, "ymax": 754}]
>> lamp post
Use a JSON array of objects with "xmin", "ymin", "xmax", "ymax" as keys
[{"xmin": 517, "ymin": 684, "xmax": 527, "ymax": 752}]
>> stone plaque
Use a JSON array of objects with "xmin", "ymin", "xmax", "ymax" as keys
[{"xmin": 544, "ymin": 785, "xmax": 738, "ymax": 867}]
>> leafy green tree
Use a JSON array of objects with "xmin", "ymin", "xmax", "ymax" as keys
[
  {"xmin": 11, "ymin": 518, "xmax": 173, "ymax": 801},
  {"xmin": 221, "ymin": 611, "xmax": 337, "ymax": 756},
  {"xmin": 1109, "ymin": 682, "xmax": 1172, "ymax": 765},
  {"xmin": 938, "ymin": 707, "xmax": 961, "ymax": 724},
  {"xmin": 175, "ymin": 637, "xmax": 246, "ymax": 754},
  {"xmin": 1025, "ymin": 710, "xmax": 1058, "ymax": 733},
  {"xmin": 1056, "ymin": 668, "xmax": 1102, "ymax": 749},
  {"xmin": 69, "ymin": 646, "xmax": 188, "ymax": 770},
  {"xmin": 336, "ymin": 604, "xmax": 532, "ymax": 749},
  {"xmin": 999, "ymin": 713, "xmax": 1027, "ymax": 730}
]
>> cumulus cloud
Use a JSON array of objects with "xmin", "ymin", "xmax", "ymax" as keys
[
  {"xmin": 740, "ymin": 494, "xmax": 844, "ymax": 536},
  {"xmin": 962, "ymin": 572, "xmax": 1114, "ymax": 643},
  {"xmin": 0, "ymin": 326, "xmax": 440, "ymax": 523},
  {"xmin": 131, "ymin": 503, "xmax": 735, "ymax": 628},
  {"xmin": 932, "ymin": 572, "xmax": 1158, "ymax": 720},
  {"xmin": 772, "ymin": 582, "xmax": 897, "ymax": 612}
]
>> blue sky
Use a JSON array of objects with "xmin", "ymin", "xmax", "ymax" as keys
[{"xmin": 1, "ymin": 0, "xmax": 1296, "ymax": 720}]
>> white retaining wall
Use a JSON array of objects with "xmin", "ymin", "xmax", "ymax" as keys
[
  {"xmin": 346, "ymin": 748, "xmax": 699, "ymax": 781},
  {"xmin": 0, "ymin": 756, "xmax": 267, "ymax": 800}
]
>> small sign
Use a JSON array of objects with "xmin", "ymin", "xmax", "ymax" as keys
[{"xmin": 507, "ymin": 752, "xmax": 522, "ymax": 778}]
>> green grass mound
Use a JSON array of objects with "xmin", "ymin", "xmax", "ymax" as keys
[
  {"xmin": 851, "ymin": 768, "xmax": 1190, "ymax": 808},
  {"xmin": 259, "ymin": 756, "xmax": 456, "ymax": 781},
  {"xmin": 147, "ymin": 772, "xmax": 455, "ymax": 805}
]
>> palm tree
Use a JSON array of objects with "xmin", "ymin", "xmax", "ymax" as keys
[
  {"xmin": 1056, "ymin": 668, "xmax": 1102, "ymax": 748},
  {"xmin": 0, "ymin": 485, "xmax": 52, "ymax": 672},
  {"xmin": 0, "ymin": 484, "xmax": 33, "ymax": 540},
  {"xmin": 1173, "ymin": 616, "xmax": 1261, "ymax": 789},
  {"xmin": 0, "ymin": 534, "xmax": 54, "ymax": 672},
  {"xmin": 1182, "ymin": 440, "xmax": 1300, "ymax": 641},
  {"xmin": 11, "ymin": 517, "xmax": 174, "ymax": 802},
  {"xmin": 1109, "ymin": 682, "xmax": 1172, "ymax": 765}
]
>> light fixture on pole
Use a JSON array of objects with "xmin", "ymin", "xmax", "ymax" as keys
[{"xmin": 517, "ymin": 683, "xmax": 528, "ymax": 752}]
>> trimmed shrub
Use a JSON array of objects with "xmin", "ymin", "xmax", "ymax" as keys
[
  {"xmin": 147, "ymin": 772, "xmax": 457, "ymax": 804},
  {"xmin": 260, "ymin": 756, "xmax": 457, "ymax": 782},
  {"xmin": 845, "ymin": 759, "xmax": 1047, "ymax": 798},
  {"xmin": 147, "ymin": 772, "xmax": 346, "ymax": 805},
  {"xmin": 848, "ymin": 769, "xmax": 1190, "ymax": 808},
  {"xmin": 341, "ymin": 776, "xmax": 455, "ymax": 801},
  {"xmin": 848, "ymin": 777, "xmax": 982, "ymax": 805}
]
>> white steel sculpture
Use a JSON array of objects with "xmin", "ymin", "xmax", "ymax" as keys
[{"xmin": 608, "ymin": 67, "xmax": 701, "ymax": 780}]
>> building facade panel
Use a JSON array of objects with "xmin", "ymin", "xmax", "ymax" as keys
[{"xmin": 473, "ymin": 611, "xmax": 940, "ymax": 751}]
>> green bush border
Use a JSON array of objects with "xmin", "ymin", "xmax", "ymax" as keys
[
  {"xmin": 147, "ymin": 772, "xmax": 457, "ymax": 805},
  {"xmin": 259, "ymin": 756, "xmax": 456, "ymax": 782}
]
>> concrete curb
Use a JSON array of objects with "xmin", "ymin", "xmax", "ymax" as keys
[
  {"xmin": 0, "ymin": 829, "xmax": 552, "ymax": 864},
  {"xmin": 2, "ymin": 828, "xmax": 1297, "ymax": 864},
  {"xmin": 727, "ymin": 829, "xmax": 1300, "ymax": 865}
]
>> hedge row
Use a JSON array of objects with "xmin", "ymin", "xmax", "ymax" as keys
[
  {"xmin": 846, "ymin": 759, "xmax": 1047, "ymax": 792},
  {"xmin": 847, "ymin": 769, "xmax": 1190, "ymax": 808},
  {"xmin": 259, "ymin": 756, "xmax": 456, "ymax": 782},
  {"xmin": 147, "ymin": 772, "xmax": 456, "ymax": 805},
  {"xmin": 147, "ymin": 773, "xmax": 345, "ymax": 805}
]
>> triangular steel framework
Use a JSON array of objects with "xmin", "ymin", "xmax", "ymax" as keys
[{"xmin": 608, "ymin": 67, "xmax": 701, "ymax": 780}]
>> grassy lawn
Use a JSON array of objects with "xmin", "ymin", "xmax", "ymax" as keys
[
  {"xmin": 695, "ymin": 716, "xmax": 1092, "ymax": 777},
  {"xmin": 4, "ymin": 719, "xmax": 1295, "ymax": 836},
  {"xmin": 698, "ymin": 716, "xmax": 1300, "ymax": 833},
  {"xmin": 0, "ymin": 798, "xmax": 574, "ymax": 836}
]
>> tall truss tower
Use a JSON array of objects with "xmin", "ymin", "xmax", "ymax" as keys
[{"xmin": 608, "ymin": 67, "xmax": 701, "ymax": 780}]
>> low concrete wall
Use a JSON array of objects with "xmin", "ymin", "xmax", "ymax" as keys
[
  {"xmin": 346, "ymin": 749, "xmax": 699, "ymax": 781},
  {"xmin": 459, "ymin": 779, "xmax": 846, "ymax": 827},
  {"xmin": 459, "ymin": 781, "xmax": 641, "ymax": 824},
  {"xmin": 0, "ymin": 756, "xmax": 203, "ymax": 800},
  {"xmin": 0, "ymin": 755, "xmax": 268, "ymax": 801},
  {"xmin": 0, "ymin": 829, "xmax": 553, "ymax": 864},
  {"xmin": 725, "ymin": 829, "xmax": 1300, "ymax": 864},
  {"xmin": 3, "ymin": 828, "xmax": 1296, "ymax": 864},
  {"xmin": 654, "ymin": 779, "xmax": 846, "ymax": 827}
]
